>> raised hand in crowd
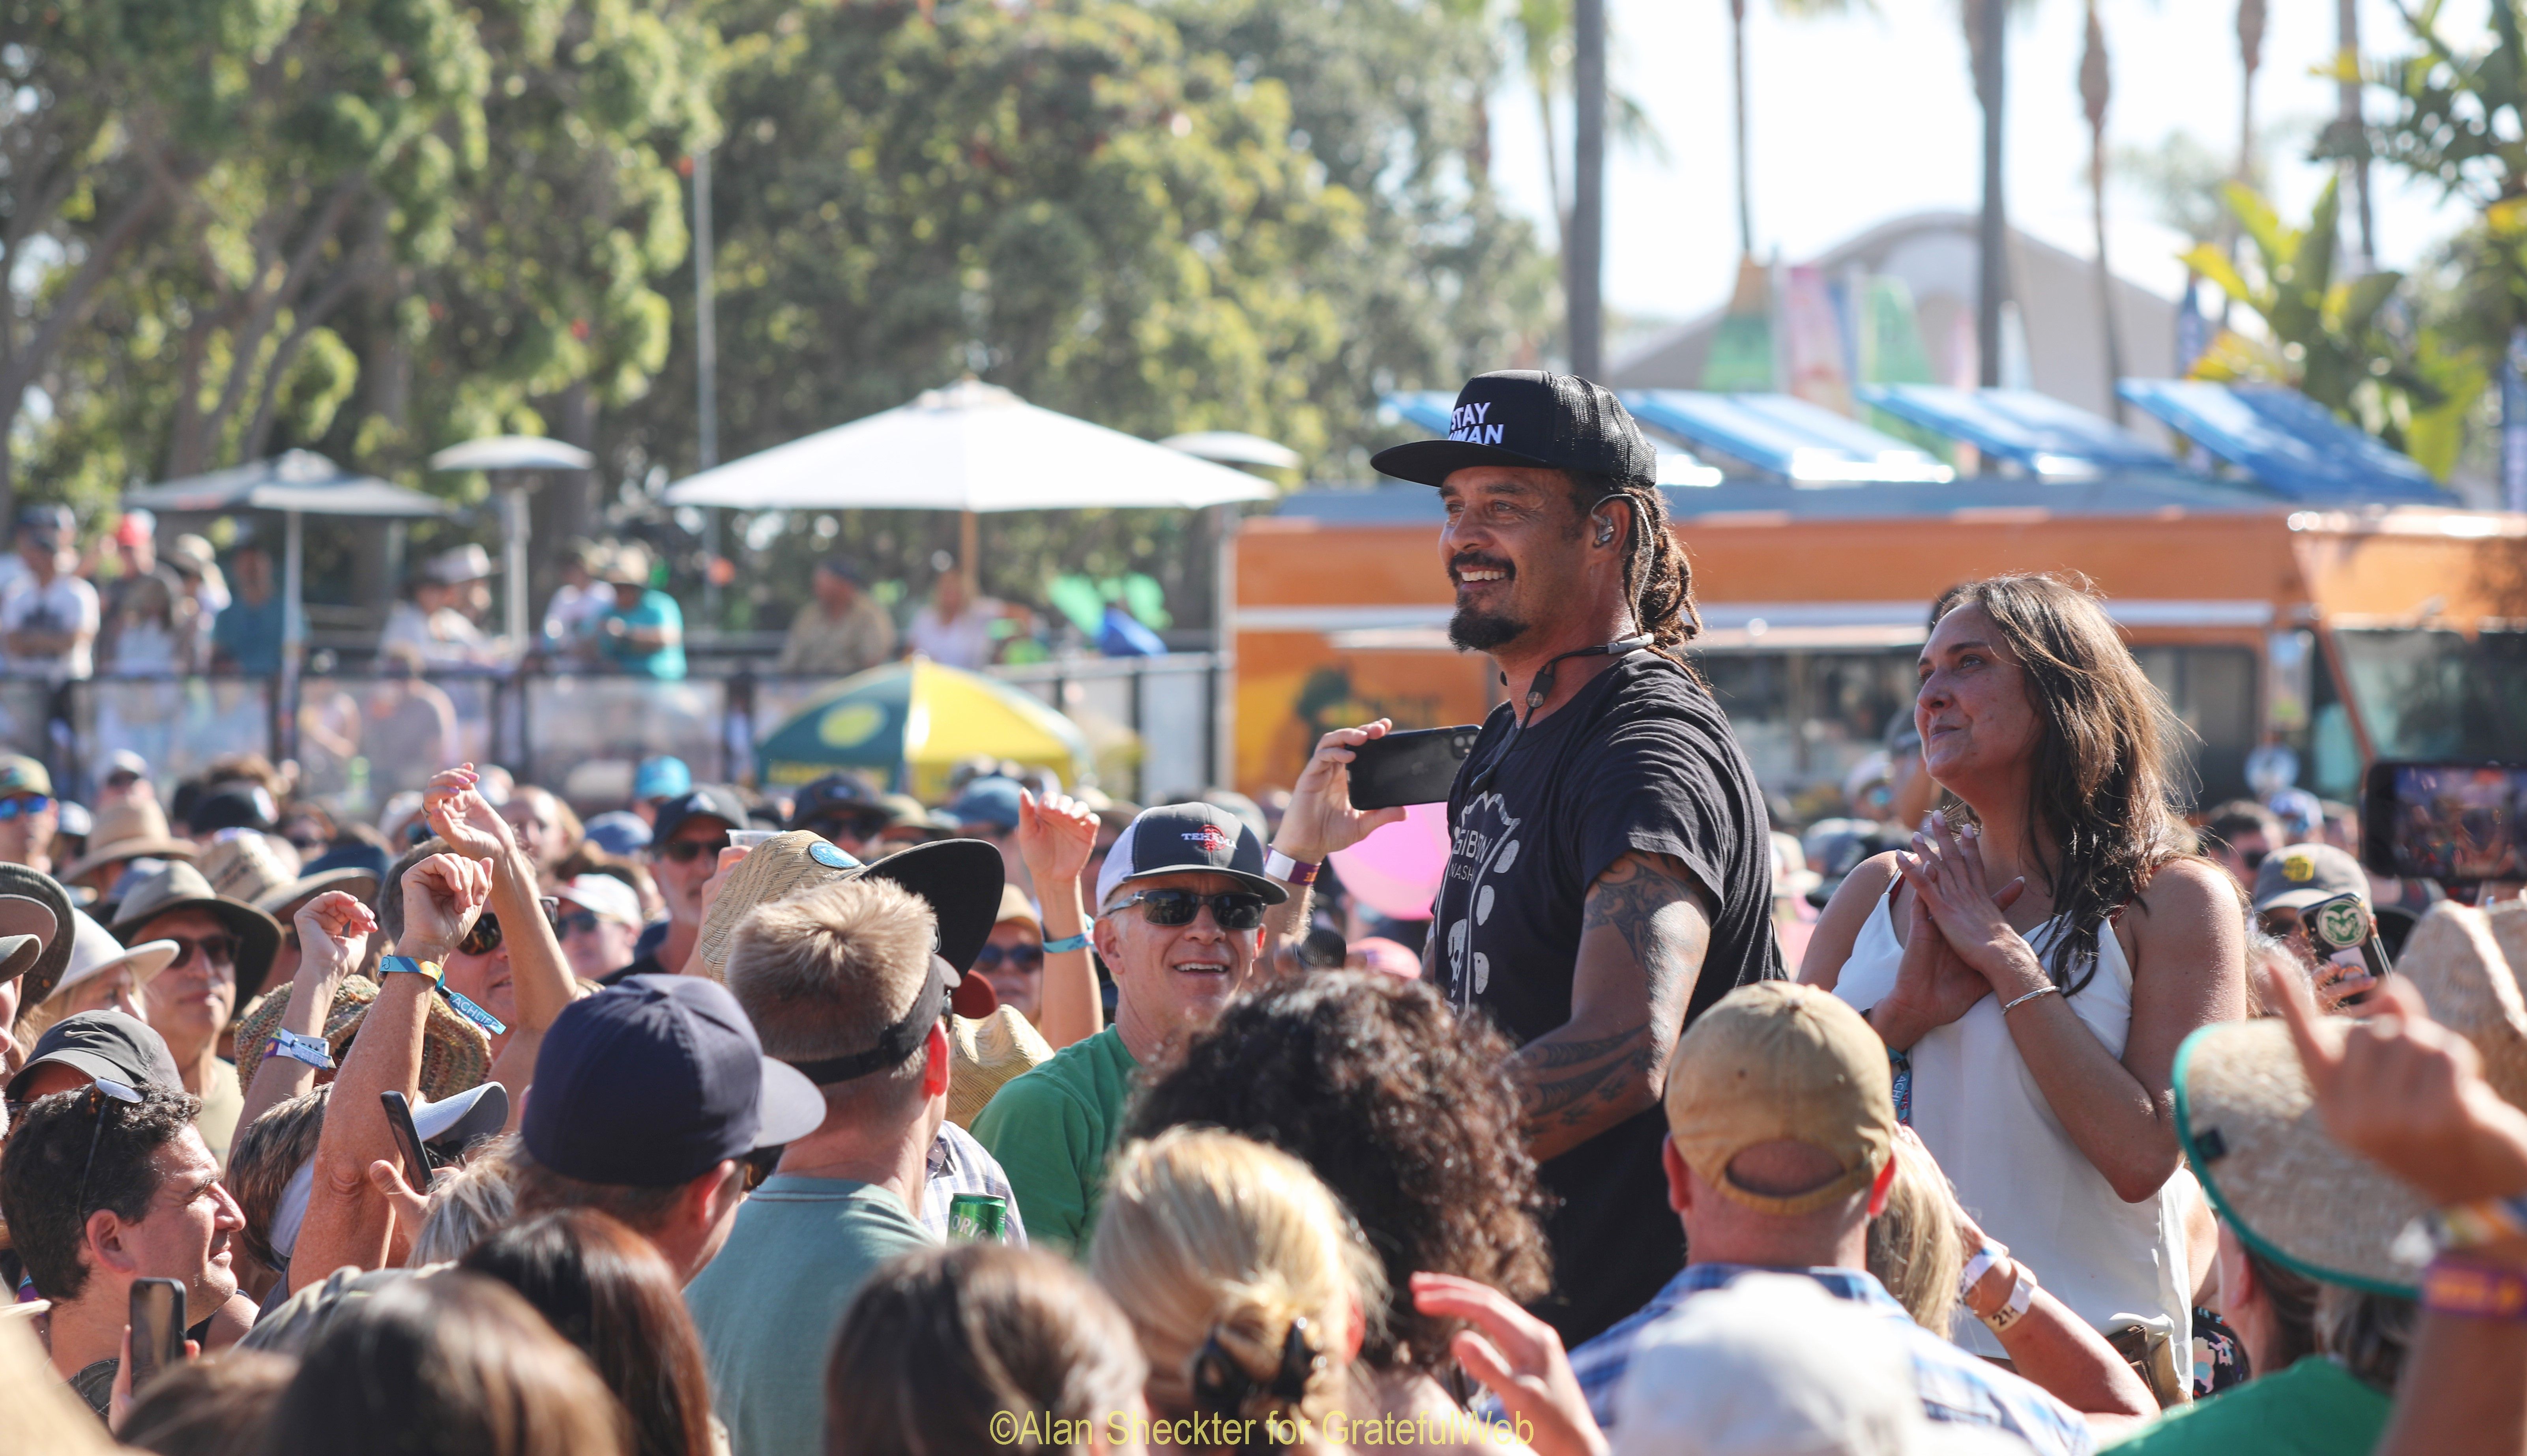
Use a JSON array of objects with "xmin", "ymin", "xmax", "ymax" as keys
[
  {"xmin": 1409, "ymin": 1273, "xmax": 1606, "ymax": 1456},
  {"xmin": 424, "ymin": 763, "xmax": 582, "ymax": 1106},
  {"xmin": 288, "ymin": 852, "xmax": 490, "ymax": 1289},
  {"xmin": 1016, "ymin": 788, "xmax": 1102, "ymax": 1047},
  {"xmin": 2262, "ymin": 959, "xmax": 2527, "ymax": 1456},
  {"xmin": 2269, "ymin": 959, "xmax": 2527, "ymax": 1205},
  {"xmin": 1263, "ymin": 720, "xmax": 1412, "ymax": 944},
  {"xmin": 237, "ymin": 890, "xmax": 378, "ymax": 1132}
]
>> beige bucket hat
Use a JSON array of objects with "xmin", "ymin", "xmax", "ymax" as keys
[
  {"xmin": 2177, "ymin": 901, "xmax": 2527, "ymax": 1296},
  {"xmin": 234, "ymin": 975, "xmax": 492, "ymax": 1103}
]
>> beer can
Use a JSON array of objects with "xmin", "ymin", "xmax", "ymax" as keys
[{"xmin": 948, "ymin": 1192, "xmax": 1009, "ymax": 1243}]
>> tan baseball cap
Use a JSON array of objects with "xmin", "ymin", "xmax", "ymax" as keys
[{"xmin": 1664, "ymin": 982, "xmax": 1895, "ymax": 1216}]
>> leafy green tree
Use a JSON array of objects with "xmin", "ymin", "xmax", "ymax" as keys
[
  {"xmin": 2183, "ymin": 180, "xmax": 2480, "ymax": 478},
  {"xmin": 626, "ymin": 0, "xmax": 1549, "ymax": 633},
  {"xmin": 18, "ymin": 0, "xmax": 711, "ymax": 534}
]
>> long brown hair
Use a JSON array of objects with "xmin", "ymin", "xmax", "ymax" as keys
[
  {"xmin": 1929, "ymin": 574, "xmax": 2191, "ymax": 995},
  {"xmin": 259, "ymin": 1273, "xmax": 629, "ymax": 1456},
  {"xmin": 825, "ymin": 1243, "xmax": 1147, "ymax": 1456},
  {"xmin": 461, "ymin": 1210, "xmax": 717, "ymax": 1456}
]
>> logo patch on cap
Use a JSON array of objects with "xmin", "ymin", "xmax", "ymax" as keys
[
  {"xmin": 1449, "ymin": 401, "xmax": 1505, "ymax": 446},
  {"xmin": 809, "ymin": 841, "xmax": 861, "ymax": 871},
  {"xmin": 1181, "ymin": 824, "xmax": 1232, "ymax": 855},
  {"xmin": 2282, "ymin": 851, "xmax": 2316, "ymax": 883}
]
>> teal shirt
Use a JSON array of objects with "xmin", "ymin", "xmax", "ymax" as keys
[
  {"xmin": 2102, "ymin": 1358, "xmax": 2392, "ymax": 1456},
  {"xmin": 601, "ymin": 588, "xmax": 686, "ymax": 679},
  {"xmin": 968, "ymin": 1024, "xmax": 1137, "ymax": 1254},
  {"xmin": 685, "ymin": 1177, "xmax": 933, "ymax": 1456}
]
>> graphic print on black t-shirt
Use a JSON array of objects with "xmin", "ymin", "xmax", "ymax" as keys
[
  {"xmin": 1432, "ymin": 650, "xmax": 1780, "ymax": 1347},
  {"xmin": 1441, "ymin": 789, "xmax": 1526, "ymax": 1006}
]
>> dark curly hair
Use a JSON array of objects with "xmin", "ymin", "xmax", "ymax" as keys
[
  {"xmin": 1125, "ymin": 974, "xmax": 1552, "ymax": 1373},
  {"xmin": 0, "ymin": 1085, "xmax": 203, "ymax": 1300}
]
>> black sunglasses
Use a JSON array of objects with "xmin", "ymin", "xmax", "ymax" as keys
[
  {"xmin": 808, "ymin": 812, "xmax": 890, "ymax": 842},
  {"xmin": 74, "ymin": 1078, "xmax": 144, "ymax": 1214},
  {"xmin": 458, "ymin": 898, "xmax": 561, "ymax": 957},
  {"xmin": 972, "ymin": 942, "xmax": 1045, "ymax": 973},
  {"xmin": 165, "ymin": 934, "xmax": 240, "ymax": 972},
  {"xmin": 555, "ymin": 910, "xmax": 607, "ymax": 938},
  {"xmin": 653, "ymin": 835, "xmax": 731, "ymax": 864},
  {"xmin": 1116, "ymin": 889, "xmax": 1268, "ymax": 931}
]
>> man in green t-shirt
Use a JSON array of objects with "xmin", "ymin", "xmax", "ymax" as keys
[
  {"xmin": 971, "ymin": 802, "xmax": 1286, "ymax": 1252},
  {"xmin": 689, "ymin": 872, "xmax": 993, "ymax": 1456}
]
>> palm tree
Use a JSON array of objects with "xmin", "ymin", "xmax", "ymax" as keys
[
  {"xmin": 1730, "ymin": 0, "xmax": 1875, "ymax": 261},
  {"xmin": 2081, "ymin": 2, "xmax": 2127, "ymax": 421},
  {"xmin": 1968, "ymin": 0, "xmax": 2010, "ymax": 385}
]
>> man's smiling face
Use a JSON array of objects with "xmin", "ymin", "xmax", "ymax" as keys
[{"xmin": 1437, "ymin": 465, "xmax": 1594, "ymax": 655}]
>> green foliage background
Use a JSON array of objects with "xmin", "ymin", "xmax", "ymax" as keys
[{"xmin": 6, "ymin": 0, "xmax": 1549, "ymax": 632}]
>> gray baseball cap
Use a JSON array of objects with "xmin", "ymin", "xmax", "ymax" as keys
[{"xmin": 2251, "ymin": 842, "xmax": 2371, "ymax": 914}]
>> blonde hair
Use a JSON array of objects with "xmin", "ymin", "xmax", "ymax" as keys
[
  {"xmin": 412, "ymin": 1135, "xmax": 522, "ymax": 1266},
  {"xmin": 1091, "ymin": 1128, "xmax": 1384, "ymax": 1427},
  {"xmin": 1866, "ymin": 1134, "xmax": 1964, "ymax": 1334},
  {"xmin": 727, "ymin": 878, "xmax": 936, "ymax": 1092}
]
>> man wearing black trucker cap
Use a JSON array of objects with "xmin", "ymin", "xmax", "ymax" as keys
[
  {"xmin": 970, "ymin": 801, "xmax": 1284, "ymax": 1252},
  {"xmin": 1269, "ymin": 370, "xmax": 1779, "ymax": 1344}
]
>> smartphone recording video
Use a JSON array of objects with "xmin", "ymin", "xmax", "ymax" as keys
[{"xmin": 2362, "ymin": 761, "xmax": 2527, "ymax": 883}]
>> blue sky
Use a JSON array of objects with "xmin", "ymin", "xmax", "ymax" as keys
[{"xmin": 1484, "ymin": 0, "xmax": 2486, "ymax": 331}]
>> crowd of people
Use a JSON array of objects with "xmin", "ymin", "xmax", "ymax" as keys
[
  {"xmin": 0, "ymin": 371, "xmax": 2523, "ymax": 1456},
  {"xmin": 0, "ymin": 495, "xmax": 1065, "ymax": 691}
]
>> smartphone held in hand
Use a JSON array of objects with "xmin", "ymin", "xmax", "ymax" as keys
[
  {"xmin": 1347, "ymin": 726, "xmax": 1481, "ymax": 810},
  {"xmin": 128, "ymin": 1277, "xmax": 185, "ymax": 1392}
]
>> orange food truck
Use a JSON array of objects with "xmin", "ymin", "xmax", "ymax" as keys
[{"xmin": 1228, "ymin": 393, "xmax": 2527, "ymax": 817}]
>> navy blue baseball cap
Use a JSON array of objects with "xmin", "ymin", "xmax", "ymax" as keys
[
  {"xmin": 651, "ymin": 785, "xmax": 750, "ymax": 845},
  {"xmin": 522, "ymin": 975, "xmax": 825, "ymax": 1187}
]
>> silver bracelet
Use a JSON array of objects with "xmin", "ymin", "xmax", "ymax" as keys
[{"xmin": 2000, "ymin": 984, "xmax": 2061, "ymax": 1014}]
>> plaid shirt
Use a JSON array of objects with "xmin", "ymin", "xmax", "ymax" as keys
[
  {"xmin": 1562, "ymin": 1265, "xmax": 2096, "ymax": 1456},
  {"xmin": 921, "ymin": 1121, "xmax": 1030, "ymax": 1246}
]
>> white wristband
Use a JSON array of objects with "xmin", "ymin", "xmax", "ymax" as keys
[
  {"xmin": 1981, "ymin": 1265, "xmax": 2038, "ymax": 1332},
  {"xmin": 1263, "ymin": 849, "xmax": 1320, "ymax": 885},
  {"xmin": 1960, "ymin": 1241, "xmax": 2008, "ymax": 1297}
]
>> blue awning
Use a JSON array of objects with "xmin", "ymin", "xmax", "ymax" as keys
[
  {"xmin": 2117, "ymin": 380, "xmax": 2449, "ymax": 503},
  {"xmin": 1860, "ymin": 386, "xmax": 2174, "ymax": 477},
  {"xmin": 1383, "ymin": 391, "xmax": 1460, "ymax": 436},
  {"xmin": 1622, "ymin": 391, "xmax": 1954, "ymax": 484}
]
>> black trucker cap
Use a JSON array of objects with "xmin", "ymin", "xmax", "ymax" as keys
[{"xmin": 1370, "ymin": 370, "xmax": 1657, "ymax": 491}]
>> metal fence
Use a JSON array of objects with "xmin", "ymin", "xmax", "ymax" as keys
[{"xmin": 17, "ymin": 653, "xmax": 1224, "ymax": 816}]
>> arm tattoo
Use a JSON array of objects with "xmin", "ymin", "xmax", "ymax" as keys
[{"xmin": 1511, "ymin": 853, "xmax": 1714, "ymax": 1149}]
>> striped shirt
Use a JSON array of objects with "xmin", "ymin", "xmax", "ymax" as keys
[
  {"xmin": 1564, "ymin": 1265, "xmax": 2096, "ymax": 1456},
  {"xmin": 922, "ymin": 1121, "xmax": 1030, "ymax": 1246}
]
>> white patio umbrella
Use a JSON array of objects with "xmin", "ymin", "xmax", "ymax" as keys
[
  {"xmin": 429, "ymin": 436, "xmax": 595, "ymax": 644},
  {"xmin": 661, "ymin": 379, "xmax": 1274, "ymax": 584},
  {"xmin": 124, "ymin": 449, "xmax": 454, "ymax": 672},
  {"xmin": 1160, "ymin": 430, "xmax": 1302, "ymax": 471}
]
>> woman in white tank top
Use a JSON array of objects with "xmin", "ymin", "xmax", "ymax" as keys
[{"xmin": 1801, "ymin": 576, "xmax": 2244, "ymax": 1359}]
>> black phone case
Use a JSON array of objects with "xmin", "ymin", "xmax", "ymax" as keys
[
  {"xmin": 380, "ymin": 1091, "xmax": 431, "ymax": 1188},
  {"xmin": 1347, "ymin": 726, "xmax": 1482, "ymax": 810},
  {"xmin": 129, "ymin": 1278, "xmax": 183, "ymax": 1390}
]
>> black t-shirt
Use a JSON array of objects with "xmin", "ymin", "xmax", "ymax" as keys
[{"xmin": 1432, "ymin": 650, "xmax": 1778, "ymax": 1346}]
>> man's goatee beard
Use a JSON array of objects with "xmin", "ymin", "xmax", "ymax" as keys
[{"xmin": 1449, "ymin": 606, "xmax": 1527, "ymax": 653}]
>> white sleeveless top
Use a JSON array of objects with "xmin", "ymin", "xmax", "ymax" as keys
[{"xmin": 1831, "ymin": 893, "xmax": 2191, "ymax": 1358}]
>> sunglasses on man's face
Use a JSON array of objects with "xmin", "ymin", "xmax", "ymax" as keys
[
  {"xmin": 1116, "ymin": 889, "xmax": 1268, "ymax": 931},
  {"xmin": 809, "ymin": 813, "xmax": 891, "ymax": 844},
  {"xmin": 164, "ymin": 934, "xmax": 241, "ymax": 972},
  {"xmin": 555, "ymin": 910, "xmax": 613, "ymax": 939},
  {"xmin": 972, "ymin": 942, "xmax": 1045, "ymax": 973},
  {"xmin": 653, "ymin": 834, "xmax": 731, "ymax": 865},
  {"xmin": 0, "ymin": 794, "xmax": 53, "ymax": 821},
  {"xmin": 458, "ymin": 898, "xmax": 562, "ymax": 958}
]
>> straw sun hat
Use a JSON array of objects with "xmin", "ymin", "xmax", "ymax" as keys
[
  {"xmin": 947, "ymin": 1006, "xmax": 1054, "ymax": 1129},
  {"xmin": 2176, "ymin": 901, "xmax": 2527, "ymax": 1296},
  {"xmin": 233, "ymin": 975, "xmax": 492, "ymax": 1102}
]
